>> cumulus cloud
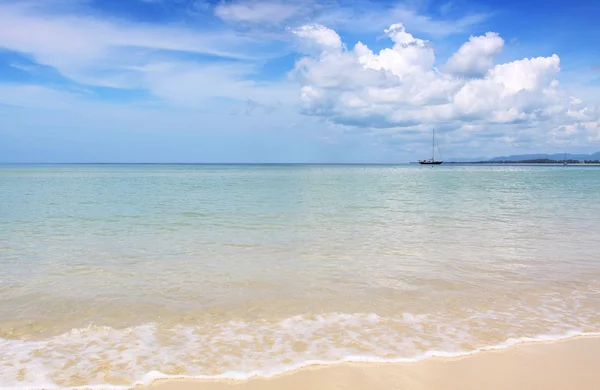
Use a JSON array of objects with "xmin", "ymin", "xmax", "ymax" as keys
[
  {"xmin": 445, "ymin": 32, "xmax": 504, "ymax": 76},
  {"xmin": 291, "ymin": 23, "xmax": 600, "ymax": 146},
  {"xmin": 292, "ymin": 24, "xmax": 344, "ymax": 53}
]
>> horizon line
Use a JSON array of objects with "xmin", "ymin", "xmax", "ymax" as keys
[{"xmin": 0, "ymin": 162, "xmax": 416, "ymax": 165}]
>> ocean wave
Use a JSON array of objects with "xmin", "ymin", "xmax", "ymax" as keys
[{"xmin": 1, "ymin": 310, "xmax": 599, "ymax": 390}]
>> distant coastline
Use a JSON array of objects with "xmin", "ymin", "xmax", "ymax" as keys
[
  {"xmin": 448, "ymin": 159, "xmax": 600, "ymax": 165},
  {"xmin": 443, "ymin": 151, "xmax": 600, "ymax": 165}
]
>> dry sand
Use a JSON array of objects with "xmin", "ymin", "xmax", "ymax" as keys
[{"xmin": 144, "ymin": 336, "xmax": 600, "ymax": 390}]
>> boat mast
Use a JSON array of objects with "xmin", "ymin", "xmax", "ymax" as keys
[{"xmin": 432, "ymin": 129, "xmax": 435, "ymax": 161}]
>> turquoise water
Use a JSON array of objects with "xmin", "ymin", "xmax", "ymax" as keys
[{"xmin": 1, "ymin": 164, "xmax": 600, "ymax": 388}]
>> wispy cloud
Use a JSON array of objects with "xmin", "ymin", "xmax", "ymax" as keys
[
  {"xmin": 210, "ymin": 0, "xmax": 488, "ymax": 37},
  {"xmin": 0, "ymin": 0, "xmax": 294, "ymax": 107},
  {"xmin": 214, "ymin": 0, "xmax": 309, "ymax": 25},
  {"xmin": 0, "ymin": 2, "xmax": 277, "ymax": 61},
  {"xmin": 229, "ymin": 98, "xmax": 283, "ymax": 116},
  {"xmin": 136, "ymin": 61, "xmax": 298, "ymax": 106},
  {"xmin": 314, "ymin": 1, "xmax": 489, "ymax": 36}
]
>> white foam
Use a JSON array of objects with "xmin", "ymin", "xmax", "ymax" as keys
[
  {"xmin": 1, "ymin": 310, "xmax": 599, "ymax": 390},
  {"xmin": 133, "ymin": 330, "xmax": 600, "ymax": 390}
]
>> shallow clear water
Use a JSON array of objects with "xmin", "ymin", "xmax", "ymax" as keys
[{"xmin": 1, "ymin": 164, "xmax": 599, "ymax": 388}]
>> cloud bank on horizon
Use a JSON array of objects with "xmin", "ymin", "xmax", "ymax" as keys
[{"xmin": 0, "ymin": 0, "xmax": 599, "ymax": 162}]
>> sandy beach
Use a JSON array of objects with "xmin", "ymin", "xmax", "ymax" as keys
[{"xmin": 146, "ymin": 336, "xmax": 600, "ymax": 390}]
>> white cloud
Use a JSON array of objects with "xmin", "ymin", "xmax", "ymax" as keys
[
  {"xmin": 0, "ymin": 1, "xmax": 290, "ymax": 107},
  {"xmin": 315, "ymin": 3, "xmax": 489, "ymax": 37},
  {"xmin": 292, "ymin": 23, "xmax": 600, "ymax": 149},
  {"xmin": 292, "ymin": 24, "xmax": 343, "ymax": 53},
  {"xmin": 138, "ymin": 61, "xmax": 298, "ymax": 106},
  {"xmin": 452, "ymin": 54, "xmax": 561, "ymax": 121},
  {"xmin": 214, "ymin": 0, "xmax": 488, "ymax": 37},
  {"xmin": 215, "ymin": 0, "xmax": 305, "ymax": 25},
  {"xmin": 0, "ymin": 2, "xmax": 265, "ymax": 62},
  {"xmin": 445, "ymin": 32, "xmax": 504, "ymax": 76}
]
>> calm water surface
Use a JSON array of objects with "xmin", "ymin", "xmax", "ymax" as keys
[{"xmin": 1, "ymin": 164, "xmax": 599, "ymax": 388}]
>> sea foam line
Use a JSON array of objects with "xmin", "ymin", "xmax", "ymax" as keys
[{"xmin": 2, "ymin": 330, "xmax": 599, "ymax": 390}]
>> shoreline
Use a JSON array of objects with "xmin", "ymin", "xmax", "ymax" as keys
[
  {"xmin": 3, "ymin": 328, "xmax": 600, "ymax": 389},
  {"xmin": 144, "ymin": 334, "xmax": 600, "ymax": 390}
]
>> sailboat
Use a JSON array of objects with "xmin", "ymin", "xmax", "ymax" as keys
[
  {"xmin": 562, "ymin": 152, "xmax": 568, "ymax": 166},
  {"xmin": 419, "ymin": 129, "xmax": 443, "ymax": 165}
]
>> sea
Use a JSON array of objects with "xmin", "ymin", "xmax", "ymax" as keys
[{"xmin": 1, "ymin": 164, "xmax": 599, "ymax": 388}]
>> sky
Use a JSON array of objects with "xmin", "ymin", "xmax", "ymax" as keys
[{"xmin": 0, "ymin": 0, "xmax": 599, "ymax": 163}]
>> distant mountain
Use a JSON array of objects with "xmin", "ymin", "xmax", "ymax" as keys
[
  {"xmin": 488, "ymin": 152, "xmax": 600, "ymax": 162},
  {"xmin": 445, "ymin": 152, "xmax": 600, "ymax": 162}
]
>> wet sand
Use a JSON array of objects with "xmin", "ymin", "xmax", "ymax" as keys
[{"xmin": 146, "ymin": 336, "xmax": 600, "ymax": 390}]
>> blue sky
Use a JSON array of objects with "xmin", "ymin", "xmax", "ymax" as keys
[{"xmin": 0, "ymin": 0, "xmax": 599, "ymax": 162}]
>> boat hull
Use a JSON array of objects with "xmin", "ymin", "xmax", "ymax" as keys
[{"xmin": 419, "ymin": 161, "xmax": 443, "ymax": 165}]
